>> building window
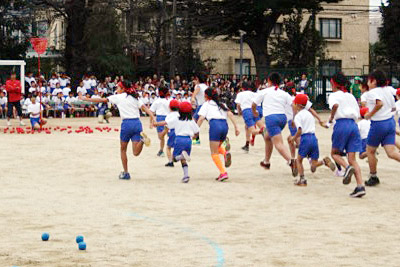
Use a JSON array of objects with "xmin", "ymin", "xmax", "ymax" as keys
[
  {"xmin": 320, "ymin": 18, "xmax": 341, "ymax": 39},
  {"xmin": 271, "ymin": 23, "xmax": 283, "ymax": 35},
  {"xmin": 320, "ymin": 60, "xmax": 341, "ymax": 76},
  {"xmin": 138, "ymin": 17, "xmax": 151, "ymax": 32},
  {"xmin": 235, "ymin": 59, "xmax": 251, "ymax": 76}
]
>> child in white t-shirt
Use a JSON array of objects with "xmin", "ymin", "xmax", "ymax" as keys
[
  {"xmin": 358, "ymin": 107, "xmax": 371, "ymax": 160},
  {"xmin": 27, "ymin": 96, "xmax": 47, "ymax": 130},
  {"xmin": 0, "ymin": 91, "xmax": 8, "ymax": 118},
  {"xmin": 62, "ymin": 85, "xmax": 72, "ymax": 98},
  {"xmin": 289, "ymin": 94, "xmax": 335, "ymax": 186}
]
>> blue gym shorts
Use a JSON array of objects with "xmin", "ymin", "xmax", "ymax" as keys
[
  {"xmin": 361, "ymin": 138, "xmax": 367, "ymax": 154},
  {"xmin": 265, "ymin": 114, "xmax": 287, "ymax": 137},
  {"xmin": 332, "ymin": 119, "xmax": 361, "ymax": 153},
  {"xmin": 30, "ymin": 117, "xmax": 40, "ymax": 127},
  {"xmin": 173, "ymin": 136, "xmax": 192, "ymax": 158},
  {"xmin": 156, "ymin": 115, "xmax": 167, "ymax": 133},
  {"xmin": 288, "ymin": 120, "xmax": 297, "ymax": 136},
  {"xmin": 298, "ymin": 133, "xmax": 319, "ymax": 160},
  {"xmin": 167, "ymin": 129, "xmax": 176, "ymax": 148},
  {"xmin": 120, "ymin": 118, "xmax": 143, "ymax": 142},
  {"xmin": 256, "ymin": 106, "xmax": 263, "ymax": 119},
  {"xmin": 209, "ymin": 119, "xmax": 229, "ymax": 142},
  {"xmin": 367, "ymin": 118, "xmax": 396, "ymax": 147},
  {"xmin": 193, "ymin": 105, "xmax": 203, "ymax": 121},
  {"xmin": 242, "ymin": 108, "xmax": 260, "ymax": 128}
]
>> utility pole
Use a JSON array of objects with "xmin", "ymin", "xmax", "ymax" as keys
[
  {"xmin": 170, "ymin": 0, "xmax": 177, "ymax": 78},
  {"xmin": 239, "ymin": 30, "xmax": 245, "ymax": 78}
]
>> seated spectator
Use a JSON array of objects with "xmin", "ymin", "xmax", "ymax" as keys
[
  {"xmin": 182, "ymin": 92, "xmax": 191, "ymax": 103},
  {"xmin": 28, "ymin": 81, "xmax": 38, "ymax": 94},
  {"xmin": 0, "ymin": 91, "xmax": 8, "ymax": 118},
  {"xmin": 52, "ymin": 83, "xmax": 63, "ymax": 96},
  {"xmin": 52, "ymin": 92, "xmax": 65, "ymax": 118},
  {"xmin": 49, "ymin": 73, "xmax": 59, "ymax": 93},
  {"xmin": 59, "ymin": 73, "xmax": 70, "ymax": 89},
  {"xmin": 77, "ymin": 81, "xmax": 87, "ymax": 96},
  {"xmin": 62, "ymin": 84, "xmax": 72, "ymax": 98}
]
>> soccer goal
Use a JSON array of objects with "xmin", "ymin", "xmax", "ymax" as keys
[{"xmin": 0, "ymin": 60, "xmax": 26, "ymax": 94}]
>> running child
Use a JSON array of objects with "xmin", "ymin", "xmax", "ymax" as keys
[
  {"xmin": 364, "ymin": 70, "xmax": 400, "ymax": 186},
  {"xmin": 197, "ymin": 88, "xmax": 240, "ymax": 182},
  {"xmin": 235, "ymin": 82, "xmax": 264, "ymax": 152},
  {"xmin": 287, "ymin": 93, "xmax": 328, "ymax": 161},
  {"xmin": 289, "ymin": 94, "xmax": 335, "ymax": 186},
  {"xmin": 150, "ymin": 86, "xmax": 171, "ymax": 157},
  {"xmin": 191, "ymin": 74, "xmax": 208, "ymax": 145},
  {"xmin": 167, "ymin": 101, "xmax": 200, "ymax": 183},
  {"xmin": 79, "ymin": 81, "xmax": 155, "ymax": 180},
  {"xmin": 154, "ymin": 99, "xmax": 180, "ymax": 167},
  {"xmin": 327, "ymin": 72, "xmax": 365, "ymax": 198},
  {"xmin": 252, "ymin": 72, "xmax": 297, "ymax": 175},
  {"xmin": 358, "ymin": 107, "xmax": 371, "ymax": 160},
  {"xmin": 27, "ymin": 96, "xmax": 47, "ymax": 130}
]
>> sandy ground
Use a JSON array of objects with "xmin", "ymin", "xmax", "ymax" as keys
[{"xmin": 1, "ymin": 114, "xmax": 400, "ymax": 267}]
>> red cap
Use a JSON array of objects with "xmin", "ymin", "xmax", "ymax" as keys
[
  {"xmin": 396, "ymin": 88, "xmax": 400, "ymax": 96},
  {"xmin": 293, "ymin": 94, "xmax": 308, "ymax": 106},
  {"xmin": 179, "ymin": 101, "xmax": 192, "ymax": 113},
  {"xmin": 360, "ymin": 107, "xmax": 369, "ymax": 117},
  {"xmin": 170, "ymin": 99, "xmax": 180, "ymax": 109}
]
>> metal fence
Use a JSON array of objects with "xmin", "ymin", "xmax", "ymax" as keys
[{"xmin": 213, "ymin": 66, "xmax": 400, "ymax": 109}]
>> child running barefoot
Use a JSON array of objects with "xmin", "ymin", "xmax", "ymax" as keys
[
  {"xmin": 27, "ymin": 96, "xmax": 47, "ymax": 131},
  {"xmin": 289, "ymin": 94, "xmax": 335, "ymax": 186},
  {"xmin": 154, "ymin": 100, "xmax": 180, "ymax": 167},
  {"xmin": 252, "ymin": 72, "xmax": 297, "ymax": 176},
  {"xmin": 327, "ymin": 73, "xmax": 365, "ymax": 198},
  {"xmin": 150, "ymin": 86, "xmax": 170, "ymax": 157},
  {"xmin": 167, "ymin": 101, "xmax": 200, "ymax": 183},
  {"xmin": 80, "ymin": 81, "xmax": 155, "ymax": 180},
  {"xmin": 235, "ymin": 82, "xmax": 264, "ymax": 152},
  {"xmin": 197, "ymin": 88, "xmax": 240, "ymax": 182},
  {"xmin": 358, "ymin": 107, "xmax": 371, "ymax": 160}
]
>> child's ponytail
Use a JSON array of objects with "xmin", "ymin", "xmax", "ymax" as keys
[{"xmin": 205, "ymin": 88, "xmax": 228, "ymax": 111}]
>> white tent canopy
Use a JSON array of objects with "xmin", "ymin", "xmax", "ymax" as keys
[{"xmin": 0, "ymin": 60, "xmax": 26, "ymax": 94}]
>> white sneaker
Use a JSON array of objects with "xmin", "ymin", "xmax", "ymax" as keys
[
  {"xmin": 335, "ymin": 169, "xmax": 345, "ymax": 177},
  {"xmin": 19, "ymin": 121, "xmax": 25, "ymax": 126},
  {"xmin": 7, "ymin": 121, "xmax": 11, "ymax": 126}
]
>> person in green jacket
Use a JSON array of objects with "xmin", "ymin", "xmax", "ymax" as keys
[{"xmin": 350, "ymin": 76, "xmax": 362, "ymax": 102}]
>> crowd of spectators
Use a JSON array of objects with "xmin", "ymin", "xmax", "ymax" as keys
[{"xmin": 0, "ymin": 71, "xmax": 316, "ymax": 121}]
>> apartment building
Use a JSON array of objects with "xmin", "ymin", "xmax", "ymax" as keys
[{"xmin": 194, "ymin": 0, "xmax": 370, "ymax": 76}]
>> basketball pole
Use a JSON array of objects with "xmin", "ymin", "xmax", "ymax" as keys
[
  {"xmin": 39, "ymin": 54, "xmax": 42, "ymax": 131},
  {"xmin": 30, "ymin": 38, "xmax": 47, "ymax": 131}
]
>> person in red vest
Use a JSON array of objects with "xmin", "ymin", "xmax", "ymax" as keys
[{"xmin": 6, "ymin": 72, "xmax": 25, "ymax": 126}]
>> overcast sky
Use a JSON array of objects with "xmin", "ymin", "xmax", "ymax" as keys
[{"xmin": 370, "ymin": 0, "xmax": 387, "ymax": 7}]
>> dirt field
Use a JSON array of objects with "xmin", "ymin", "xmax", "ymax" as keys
[{"xmin": 1, "ymin": 114, "xmax": 399, "ymax": 267}]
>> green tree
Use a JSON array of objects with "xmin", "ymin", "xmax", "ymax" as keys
[
  {"xmin": 380, "ymin": 0, "xmax": 400, "ymax": 65},
  {"xmin": 84, "ymin": 3, "xmax": 134, "ymax": 78},
  {"xmin": 269, "ymin": 10, "xmax": 326, "ymax": 68},
  {"xmin": 0, "ymin": 0, "xmax": 30, "ymax": 59},
  {"xmin": 186, "ymin": 0, "xmax": 340, "ymax": 77},
  {"xmin": 369, "ymin": 41, "xmax": 389, "ymax": 71}
]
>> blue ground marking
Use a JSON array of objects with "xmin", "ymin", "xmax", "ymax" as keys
[{"xmin": 127, "ymin": 212, "xmax": 225, "ymax": 267}]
